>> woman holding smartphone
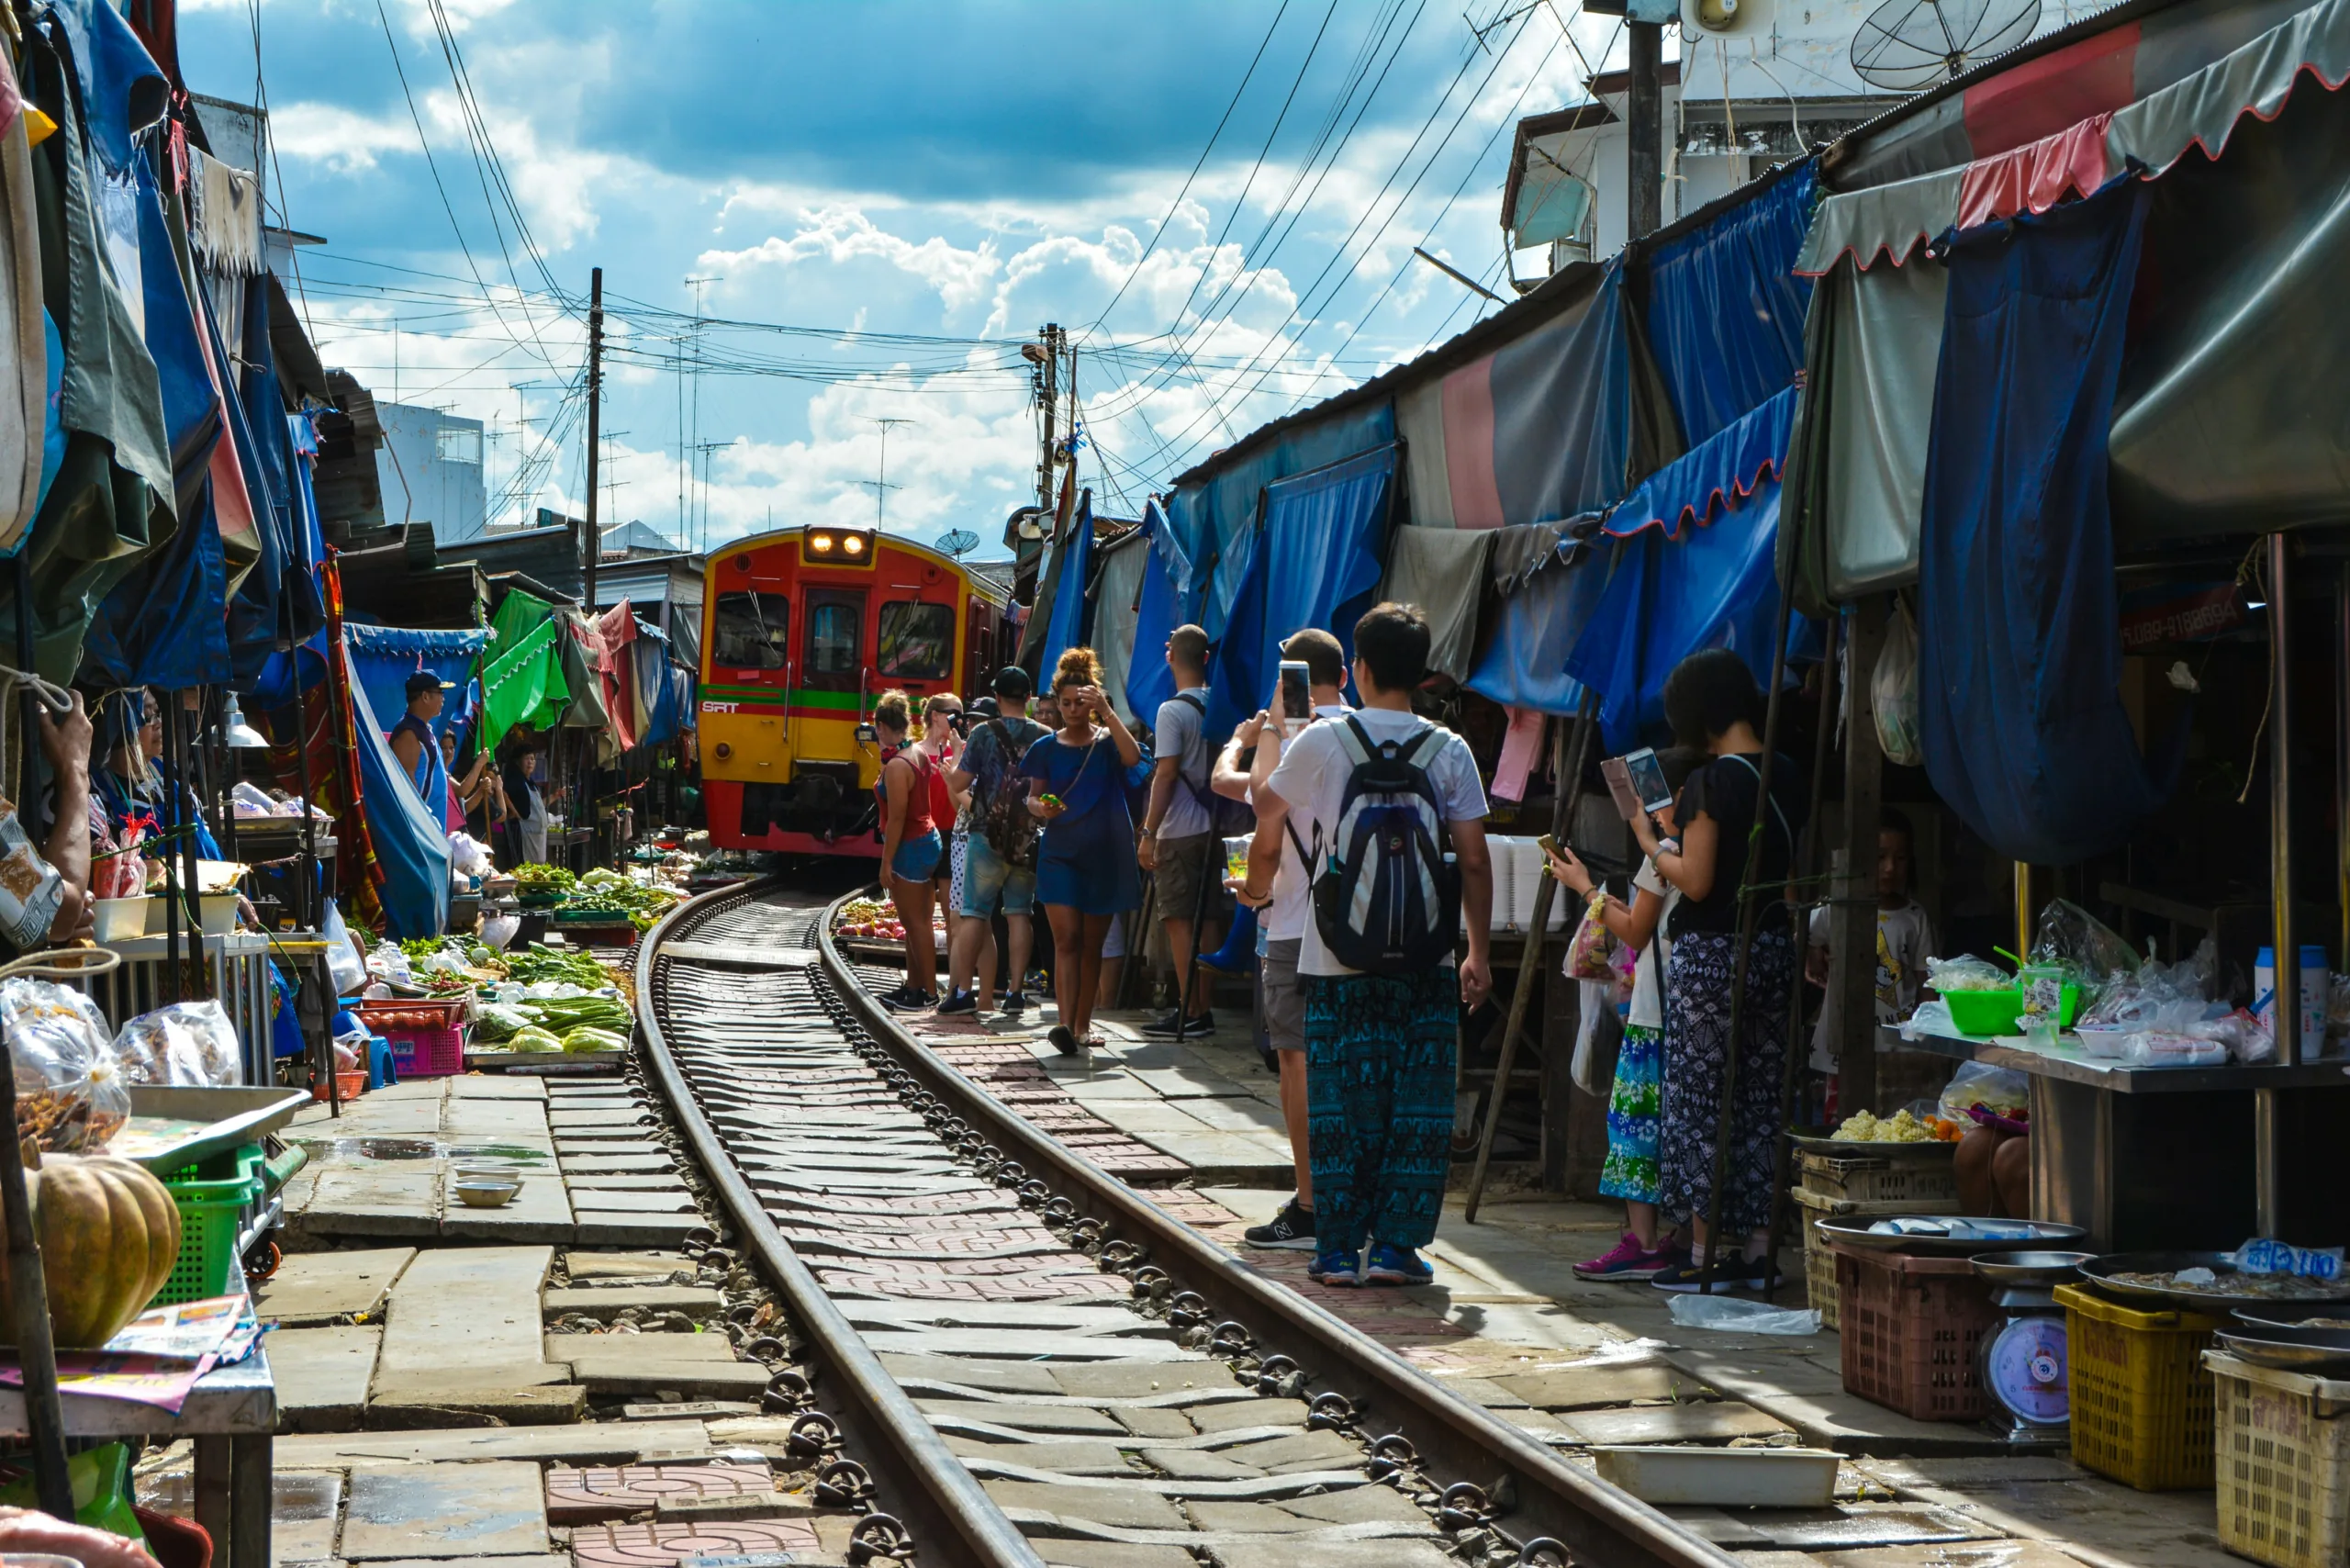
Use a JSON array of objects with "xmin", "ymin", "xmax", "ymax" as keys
[{"xmin": 1023, "ymin": 647, "xmax": 1148, "ymax": 1055}]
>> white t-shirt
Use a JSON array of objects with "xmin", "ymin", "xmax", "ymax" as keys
[
  {"xmin": 1258, "ymin": 703, "xmax": 1353, "ymax": 945},
  {"xmin": 1625, "ymin": 857, "xmax": 1681, "ymax": 1031},
  {"xmin": 1265, "ymin": 708, "xmax": 1488, "ymax": 978},
  {"xmin": 1807, "ymin": 900, "xmax": 1936, "ymax": 1069}
]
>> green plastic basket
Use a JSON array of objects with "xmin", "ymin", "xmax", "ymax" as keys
[
  {"xmin": 152, "ymin": 1144, "xmax": 264, "ymax": 1306},
  {"xmin": 1942, "ymin": 983, "xmax": 2080, "ymax": 1036}
]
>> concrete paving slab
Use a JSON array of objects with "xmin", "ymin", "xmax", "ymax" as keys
[
  {"xmin": 368, "ymin": 1385, "xmax": 588, "ymax": 1427},
  {"xmin": 341, "ymin": 1461, "xmax": 548, "ymax": 1559},
  {"xmin": 856, "ymin": 1327, "xmax": 1187, "ymax": 1361},
  {"xmin": 1211, "ymin": 1543, "xmax": 1459, "ymax": 1568},
  {"xmin": 1139, "ymin": 1447, "xmax": 1264, "ymax": 1481},
  {"xmin": 566, "ymin": 1361, "xmax": 775, "ymax": 1398},
  {"xmin": 573, "ymin": 1215, "xmax": 709, "ymax": 1247},
  {"xmin": 562, "ymin": 1153, "xmax": 677, "ymax": 1173},
  {"xmin": 1277, "ymin": 1486, "xmax": 1434, "ymax": 1526},
  {"xmin": 544, "ymin": 1284, "xmax": 723, "ymax": 1319},
  {"xmin": 447, "ymin": 1076, "xmax": 548, "ymax": 1100},
  {"xmin": 569, "ymin": 1518, "xmax": 824, "ymax": 1568},
  {"xmin": 1556, "ymin": 1400, "xmax": 1794, "ymax": 1446},
  {"xmin": 364, "ymin": 1557, "xmax": 570, "ymax": 1568},
  {"xmin": 291, "ymin": 1167, "xmax": 442, "ymax": 1238},
  {"xmin": 442, "ymin": 1167, "xmax": 574, "ymax": 1242},
  {"xmin": 879, "ymin": 1354, "xmax": 1061, "ymax": 1394},
  {"xmin": 1668, "ymin": 1503, "xmax": 1993, "ymax": 1550},
  {"xmin": 565, "ymin": 1251, "xmax": 695, "ymax": 1280},
  {"xmin": 1216, "ymin": 1430, "xmax": 1363, "ymax": 1472},
  {"xmin": 942, "ymin": 1437, "xmax": 1129, "ymax": 1474},
  {"xmin": 912, "ymin": 1400, "xmax": 1125, "ymax": 1436},
  {"xmin": 544, "ymin": 1462, "xmax": 773, "ymax": 1525},
  {"xmin": 276, "ymin": 1420, "xmax": 713, "ymax": 1467},
  {"xmin": 274, "ymin": 1470, "xmax": 343, "ymax": 1563},
  {"xmin": 1496, "ymin": 1362, "xmax": 1696, "ymax": 1410},
  {"xmin": 547, "ymin": 1331, "xmax": 735, "ymax": 1361},
  {"xmin": 562, "ymin": 1189, "xmax": 697, "ymax": 1213},
  {"xmin": 1034, "ymin": 1544, "xmax": 1203, "ymax": 1568},
  {"xmin": 270, "ymin": 1326, "xmax": 382, "ymax": 1433},
  {"xmin": 1111, "ymin": 1407, "xmax": 1197, "ymax": 1440},
  {"xmin": 1188, "ymin": 1398, "xmax": 1308, "ymax": 1434},
  {"xmin": 1046, "ymin": 1362, "xmax": 1246, "ymax": 1398},
  {"xmin": 374, "ymin": 1247, "xmax": 566, "ymax": 1408},
  {"xmin": 979, "ymin": 1480, "xmax": 1184, "ymax": 1530},
  {"xmin": 255, "ymin": 1249, "xmax": 417, "ymax": 1325},
  {"xmin": 563, "ymin": 1175, "xmax": 697, "ymax": 1192},
  {"xmin": 556, "ymin": 1139, "xmax": 666, "ymax": 1158}
]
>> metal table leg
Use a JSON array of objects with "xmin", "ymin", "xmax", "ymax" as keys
[{"xmin": 229, "ymin": 1433, "xmax": 272, "ymax": 1568}]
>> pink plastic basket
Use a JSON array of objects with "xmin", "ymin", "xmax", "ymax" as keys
[{"xmin": 356, "ymin": 1000, "xmax": 467, "ymax": 1077}]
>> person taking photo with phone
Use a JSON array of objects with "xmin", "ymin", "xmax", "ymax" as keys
[{"xmin": 1023, "ymin": 648, "xmax": 1147, "ymax": 1055}]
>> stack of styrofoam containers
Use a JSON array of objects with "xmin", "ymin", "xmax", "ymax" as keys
[{"xmin": 1467, "ymin": 837, "xmax": 1572, "ymax": 934}]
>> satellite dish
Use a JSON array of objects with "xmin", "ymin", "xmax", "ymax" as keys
[
  {"xmin": 1852, "ymin": 0, "xmax": 2042, "ymax": 92},
  {"xmin": 1682, "ymin": 0, "xmax": 1774, "ymax": 39},
  {"xmin": 937, "ymin": 528, "xmax": 979, "ymax": 559}
]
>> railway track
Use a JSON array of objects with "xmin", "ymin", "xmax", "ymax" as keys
[{"xmin": 636, "ymin": 876, "xmax": 1736, "ymax": 1568}]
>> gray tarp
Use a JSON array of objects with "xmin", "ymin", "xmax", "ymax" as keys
[
  {"xmin": 1376, "ymin": 524, "xmax": 1494, "ymax": 684},
  {"xmin": 1089, "ymin": 529, "xmax": 1149, "ymax": 724}
]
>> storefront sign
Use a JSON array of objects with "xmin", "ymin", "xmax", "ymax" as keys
[{"xmin": 2118, "ymin": 580, "xmax": 2243, "ymax": 651}]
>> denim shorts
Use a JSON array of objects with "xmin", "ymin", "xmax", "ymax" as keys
[
  {"xmin": 890, "ymin": 829, "xmax": 944, "ymax": 882},
  {"xmin": 959, "ymin": 833, "xmax": 1036, "ymax": 917}
]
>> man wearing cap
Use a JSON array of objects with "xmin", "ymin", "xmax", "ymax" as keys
[{"xmin": 390, "ymin": 672, "xmax": 453, "ymax": 810}]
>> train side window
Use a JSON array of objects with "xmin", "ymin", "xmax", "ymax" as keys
[
  {"xmin": 711, "ymin": 591, "xmax": 790, "ymax": 670},
  {"xmin": 804, "ymin": 588, "xmax": 866, "ymax": 689},
  {"xmin": 877, "ymin": 600, "xmax": 954, "ymax": 680}
]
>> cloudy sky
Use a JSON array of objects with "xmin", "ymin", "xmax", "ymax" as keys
[{"xmin": 177, "ymin": 1, "xmax": 1639, "ymax": 553}]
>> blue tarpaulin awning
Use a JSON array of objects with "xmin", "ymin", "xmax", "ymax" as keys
[
  {"xmin": 1643, "ymin": 163, "xmax": 1817, "ymax": 450},
  {"xmin": 1205, "ymin": 443, "xmax": 1397, "ymax": 735},
  {"xmin": 1124, "ymin": 500, "xmax": 1184, "ymax": 722},
  {"xmin": 1034, "ymin": 492, "xmax": 1095, "ymax": 682},
  {"xmin": 346, "ymin": 623, "xmax": 487, "ymax": 749},
  {"xmin": 343, "ymin": 640, "xmax": 451, "ymax": 938},
  {"xmin": 1465, "ymin": 545, "xmax": 1606, "ymax": 717}
]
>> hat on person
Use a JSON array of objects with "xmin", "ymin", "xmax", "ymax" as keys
[
  {"xmin": 991, "ymin": 666, "xmax": 1034, "ymax": 700},
  {"xmin": 969, "ymin": 695, "xmax": 1001, "ymax": 719},
  {"xmin": 406, "ymin": 672, "xmax": 455, "ymax": 700}
]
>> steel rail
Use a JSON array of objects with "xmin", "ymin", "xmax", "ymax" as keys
[
  {"xmin": 814, "ymin": 890, "xmax": 1739, "ymax": 1568},
  {"xmin": 635, "ymin": 878, "xmax": 1046, "ymax": 1568}
]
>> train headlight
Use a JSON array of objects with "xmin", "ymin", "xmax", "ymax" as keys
[
  {"xmin": 805, "ymin": 526, "xmax": 875, "ymax": 565},
  {"xmin": 808, "ymin": 533, "xmax": 834, "ymax": 554},
  {"xmin": 843, "ymin": 534, "xmax": 865, "ymax": 556}
]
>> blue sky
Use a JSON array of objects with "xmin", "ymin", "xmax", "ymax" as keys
[{"xmin": 177, "ymin": 0, "xmax": 1632, "ymax": 551}]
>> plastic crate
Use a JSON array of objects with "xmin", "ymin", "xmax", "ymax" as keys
[
  {"xmin": 2208, "ymin": 1350, "xmax": 2350, "ymax": 1568},
  {"xmin": 356, "ymin": 1000, "xmax": 467, "ymax": 1077},
  {"xmin": 2057, "ymin": 1281, "xmax": 2223, "ymax": 1491},
  {"xmin": 152, "ymin": 1145, "xmax": 264, "ymax": 1307},
  {"xmin": 1793, "ymin": 1189, "xmax": 1961, "ymax": 1333},
  {"xmin": 1830, "ymin": 1243, "xmax": 2001, "ymax": 1421},
  {"xmin": 1797, "ymin": 1148, "xmax": 1960, "ymax": 1204}
]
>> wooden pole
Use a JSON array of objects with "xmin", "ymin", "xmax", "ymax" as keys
[{"xmin": 1830, "ymin": 598, "xmax": 1888, "ymax": 1115}]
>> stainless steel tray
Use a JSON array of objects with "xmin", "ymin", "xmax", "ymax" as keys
[
  {"xmin": 1971, "ymin": 1249, "xmax": 2093, "ymax": 1284},
  {"xmin": 1788, "ymin": 1134, "xmax": 1956, "ymax": 1159},
  {"xmin": 111, "ymin": 1085, "xmax": 310, "ymax": 1174},
  {"xmin": 2078, "ymin": 1250, "xmax": 2350, "ymax": 1312},
  {"xmin": 2214, "ymin": 1325, "xmax": 2350, "ymax": 1372},
  {"xmin": 1814, "ymin": 1217, "xmax": 2086, "ymax": 1256}
]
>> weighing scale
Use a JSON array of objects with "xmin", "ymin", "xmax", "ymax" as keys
[{"xmin": 1971, "ymin": 1250, "xmax": 2092, "ymax": 1445}]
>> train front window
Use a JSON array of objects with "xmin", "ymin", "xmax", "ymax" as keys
[
  {"xmin": 711, "ymin": 591, "xmax": 790, "ymax": 670},
  {"xmin": 803, "ymin": 588, "xmax": 866, "ymax": 689},
  {"xmin": 877, "ymin": 601, "xmax": 954, "ymax": 680}
]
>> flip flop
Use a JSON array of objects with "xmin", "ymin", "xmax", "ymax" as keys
[{"xmin": 1047, "ymin": 1025, "xmax": 1081, "ymax": 1057}]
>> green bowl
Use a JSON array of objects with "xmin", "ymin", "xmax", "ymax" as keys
[{"xmin": 1942, "ymin": 983, "xmax": 2079, "ymax": 1036}]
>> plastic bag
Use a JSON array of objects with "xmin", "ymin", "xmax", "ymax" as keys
[
  {"xmin": 0, "ymin": 796, "xmax": 67, "ymax": 950},
  {"xmin": 471, "ymin": 1002, "xmax": 539, "ymax": 1044},
  {"xmin": 2120, "ymin": 1030, "xmax": 2228, "ymax": 1067},
  {"xmin": 1668, "ymin": 1293, "xmax": 1821, "ymax": 1336},
  {"xmin": 1925, "ymin": 955, "xmax": 2009, "ymax": 993},
  {"xmin": 0, "ymin": 978, "xmax": 125, "ymax": 1152},
  {"xmin": 479, "ymin": 914, "xmax": 520, "ymax": 951},
  {"xmin": 322, "ymin": 901, "xmax": 368, "ymax": 998},
  {"xmin": 1565, "ymin": 891, "xmax": 1618, "ymax": 982},
  {"xmin": 1938, "ymin": 1061, "xmax": 2028, "ymax": 1123},
  {"xmin": 1872, "ymin": 600, "xmax": 1924, "ymax": 767},
  {"xmin": 2031, "ymin": 898, "xmax": 2140, "ymax": 995},
  {"xmin": 110, "ymin": 1000, "xmax": 241, "ymax": 1087},
  {"xmin": 448, "ymin": 832, "xmax": 494, "ymax": 881}
]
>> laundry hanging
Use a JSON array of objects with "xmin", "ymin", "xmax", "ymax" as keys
[{"xmin": 1916, "ymin": 176, "xmax": 2180, "ymax": 867}]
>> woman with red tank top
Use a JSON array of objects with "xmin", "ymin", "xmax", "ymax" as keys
[{"xmin": 875, "ymin": 690, "xmax": 943, "ymax": 1009}]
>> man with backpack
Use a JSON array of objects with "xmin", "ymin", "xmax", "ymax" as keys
[
  {"xmin": 944, "ymin": 666, "xmax": 1051, "ymax": 1017},
  {"xmin": 1136, "ymin": 624, "xmax": 1234, "ymax": 1039},
  {"xmin": 1241, "ymin": 603, "xmax": 1493, "ymax": 1287}
]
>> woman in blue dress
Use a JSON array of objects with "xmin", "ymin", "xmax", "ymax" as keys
[{"xmin": 1023, "ymin": 647, "xmax": 1147, "ymax": 1055}]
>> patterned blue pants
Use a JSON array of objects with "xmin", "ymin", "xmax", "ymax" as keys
[{"xmin": 1304, "ymin": 969, "xmax": 1459, "ymax": 1253}]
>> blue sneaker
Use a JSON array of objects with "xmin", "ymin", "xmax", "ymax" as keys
[
  {"xmin": 1306, "ymin": 1249, "xmax": 1360, "ymax": 1286},
  {"xmin": 1362, "ymin": 1243, "xmax": 1434, "ymax": 1286}
]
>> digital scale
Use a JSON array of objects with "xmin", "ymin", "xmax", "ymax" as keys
[{"xmin": 1972, "ymin": 1250, "xmax": 2094, "ymax": 1445}]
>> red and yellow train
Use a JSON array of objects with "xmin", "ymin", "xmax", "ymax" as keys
[{"xmin": 698, "ymin": 524, "xmax": 1013, "ymax": 857}]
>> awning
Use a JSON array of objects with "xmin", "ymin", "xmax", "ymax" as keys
[
  {"xmin": 1606, "ymin": 386, "xmax": 1796, "ymax": 541},
  {"xmin": 343, "ymin": 639, "xmax": 451, "ymax": 940},
  {"xmin": 1376, "ymin": 524, "xmax": 1494, "ymax": 684},
  {"xmin": 1206, "ymin": 443, "xmax": 1397, "ymax": 734},
  {"xmin": 1796, "ymin": 0, "xmax": 2350, "ymax": 273},
  {"xmin": 1035, "ymin": 492, "xmax": 1096, "ymax": 681},
  {"xmin": 1464, "ymin": 546, "xmax": 1606, "ymax": 718},
  {"xmin": 1642, "ymin": 163, "xmax": 1816, "ymax": 449},
  {"xmin": 1088, "ymin": 528, "xmax": 1150, "ymax": 724},
  {"xmin": 1125, "ymin": 501, "xmax": 1184, "ymax": 723},
  {"xmin": 482, "ymin": 588, "xmax": 568, "ymax": 750},
  {"xmin": 339, "ymin": 623, "xmax": 484, "ymax": 751}
]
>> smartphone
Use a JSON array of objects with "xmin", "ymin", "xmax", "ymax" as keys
[
  {"xmin": 1278, "ymin": 660, "xmax": 1312, "ymax": 734},
  {"xmin": 1536, "ymin": 833, "xmax": 1561, "ymax": 860},
  {"xmin": 1623, "ymin": 747, "xmax": 1675, "ymax": 813}
]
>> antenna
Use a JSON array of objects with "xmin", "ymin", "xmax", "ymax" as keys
[
  {"xmin": 1852, "ymin": 0, "xmax": 2042, "ymax": 92},
  {"xmin": 937, "ymin": 528, "xmax": 979, "ymax": 560},
  {"xmin": 868, "ymin": 417, "xmax": 913, "ymax": 530}
]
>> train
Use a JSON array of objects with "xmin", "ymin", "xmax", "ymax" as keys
[{"xmin": 697, "ymin": 523, "xmax": 1013, "ymax": 857}]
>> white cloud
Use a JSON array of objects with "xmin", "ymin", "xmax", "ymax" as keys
[
  {"xmin": 699, "ymin": 207, "xmax": 1001, "ymax": 317},
  {"xmin": 268, "ymin": 103, "xmax": 417, "ymax": 174}
]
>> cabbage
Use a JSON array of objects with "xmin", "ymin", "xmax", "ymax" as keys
[
  {"xmin": 560, "ymin": 1025, "xmax": 628, "ymax": 1055},
  {"xmin": 506, "ymin": 1025, "xmax": 563, "ymax": 1053}
]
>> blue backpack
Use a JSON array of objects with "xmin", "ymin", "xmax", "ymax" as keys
[{"xmin": 1310, "ymin": 716, "xmax": 1459, "ymax": 975}]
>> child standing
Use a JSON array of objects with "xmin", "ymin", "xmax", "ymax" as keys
[
  {"xmin": 1805, "ymin": 809, "xmax": 1938, "ymax": 1104},
  {"xmin": 1545, "ymin": 745, "xmax": 1707, "ymax": 1280}
]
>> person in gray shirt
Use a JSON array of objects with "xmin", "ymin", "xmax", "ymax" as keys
[{"xmin": 1136, "ymin": 623, "xmax": 1229, "ymax": 1038}]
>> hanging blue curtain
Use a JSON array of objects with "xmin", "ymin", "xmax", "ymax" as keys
[
  {"xmin": 137, "ymin": 156, "xmax": 218, "ymax": 513},
  {"xmin": 1642, "ymin": 162, "xmax": 1817, "ymax": 449},
  {"xmin": 342, "ymin": 642, "xmax": 451, "ymax": 938},
  {"xmin": 1918, "ymin": 177, "xmax": 2179, "ymax": 866},
  {"xmin": 1205, "ymin": 443, "xmax": 1397, "ymax": 736},
  {"xmin": 346, "ymin": 623, "xmax": 487, "ymax": 749},
  {"xmin": 1125, "ymin": 502, "xmax": 1183, "ymax": 723},
  {"xmin": 210, "ymin": 277, "xmax": 283, "ymax": 686},
  {"xmin": 1034, "ymin": 491, "xmax": 1095, "ymax": 680},
  {"xmin": 1465, "ymin": 544, "xmax": 1607, "ymax": 716}
]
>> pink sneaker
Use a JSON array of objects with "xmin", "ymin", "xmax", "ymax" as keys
[{"xmin": 1573, "ymin": 1233, "xmax": 1679, "ymax": 1280}]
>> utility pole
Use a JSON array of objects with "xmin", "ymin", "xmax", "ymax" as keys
[
  {"xmin": 684, "ymin": 275, "xmax": 720, "ymax": 552},
  {"xmin": 1627, "ymin": 12, "xmax": 1664, "ymax": 238},
  {"xmin": 584, "ymin": 265, "xmax": 603, "ymax": 613},
  {"xmin": 1026, "ymin": 322, "xmax": 1064, "ymax": 514},
  {"xmin": 868, "ymin": 417, "xmax": 912, "ymax": 531}
]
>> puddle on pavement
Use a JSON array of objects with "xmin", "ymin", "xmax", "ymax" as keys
[{"xmin": 294, "ymin": 1137, "xmax": 551, "ymax": 1166}]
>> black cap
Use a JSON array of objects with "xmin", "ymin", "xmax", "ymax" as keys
[
  {"xmin": 970, "ymin": 696, "xmax": 1000, "ymax": 719},
  {"xmin": 406, "ymin": 672, "xmax": 454, "ymax": 700},
  {"xmin": 991, "ymin": 666, "xmax": 1034, "ymax": 700}
]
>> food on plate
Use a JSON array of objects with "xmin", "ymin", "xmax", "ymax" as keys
[
  {"xmin": 1830, "ymin": 1107, "xmax": 1935, "ymax": 1144},
  {"xmin": 2109, "ymin": 1268, "xmax": 2350, "ymax": 1300}
]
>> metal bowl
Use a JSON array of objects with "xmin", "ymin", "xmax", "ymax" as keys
[
  {"xmin": 1971, "ymin": 1249, "xmax": 2094, "ymax": 1284},
  {"xmin": 1813, "ymin": 1217, "xmax": 2087, "ymax": 1257},
  {"xmin": 2235, "ymin": 1305, "xmax": 2350, "ymax": 1334},
  {"xmin": 2215, "ymin": 1325, "xmax": 2350, "ymax": 1372},
  {"xmin": 453, "ymin": 1179, "xmax": 521, "ymax": 1209}
]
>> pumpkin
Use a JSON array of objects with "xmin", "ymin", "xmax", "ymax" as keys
[{"xmin": 0, "ymin": 1156, "xmax": 181, "ymax": 1348}]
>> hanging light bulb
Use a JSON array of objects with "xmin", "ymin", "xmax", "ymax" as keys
[{"xmin": 218, "ymin": 692, "xmax": 269, "ymax": 749}]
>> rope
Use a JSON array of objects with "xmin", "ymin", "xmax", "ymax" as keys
[{"xmin": 0, "ymin": 662, "xmax": 70, "ymax": 806}]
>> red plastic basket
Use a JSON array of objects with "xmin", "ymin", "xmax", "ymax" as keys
[
  {"xmin": 1830, "ymin": 1243, "xmax": 2002, "ymax": 1422},
  {"xmin": 356, "ymin": 1000, "xmax": 468, "ymax": 1078}
]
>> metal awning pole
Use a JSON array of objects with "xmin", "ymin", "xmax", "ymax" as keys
[{"xmin": 2260, "ymin": 532, "xmax": 2297, "ymax": 1238}]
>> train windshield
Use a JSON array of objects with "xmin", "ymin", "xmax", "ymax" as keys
[
  {"xmin": 805, "ymin": 590, "xmax": 865, "ymax": 685},
  {"xmin": 877, "ymin": 601, "xmax": 954, "ymax": 680},
  {"xmin": 710, "ymin": 591, "xmax": 791, "ymax": 670}
]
